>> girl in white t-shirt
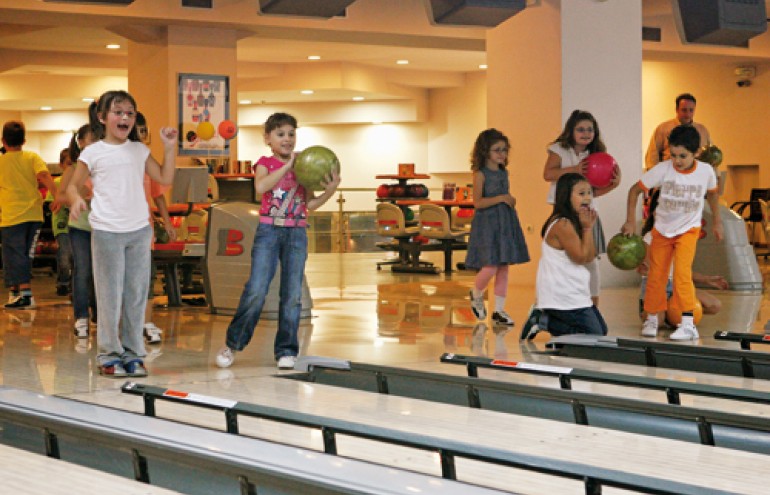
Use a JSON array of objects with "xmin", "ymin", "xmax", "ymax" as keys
[
  {"xmin": 67, "ymin": 90, "xmax": 177, "ymax": 378},
  {"xmin": 535, "ymin": 173, "xmax": 608, "ymax": 337}
]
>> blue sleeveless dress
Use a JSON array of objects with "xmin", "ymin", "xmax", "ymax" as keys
[{"xmin": 464, "ymin": 167, "xmax": 530, "ymax": 269}]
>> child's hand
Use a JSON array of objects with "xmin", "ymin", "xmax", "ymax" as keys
[
  {"xmin": 159, "ymin": 127, "xmax": 178, "ymax": 147},
  {"xmin": 620, "ymin": 220, "xmax": 636, "ymax": 236},
  {"xmin": 578, "ymin": 207, "xmax": 596, "ymax": 229},
  {"xmin": 713, "ymin": 222, "xmax": 724, "ymax": 242},
  {"xmin": 320, "ymin": 169, "xmax": 341, "ymax": 192},
  {"xmin": 502, "ymin": 193, "xmax": 516, "ymax": 208},
  {"xmin": 165, "ymin": 222, "xmax": 178, "ymax": 242},
  {"xmin": 610, "ymin": 165, "xmax": 622, "ymax": 186},
  {"xmin": 705, "ymin": 275, "xmax": 728, "ymax": 290},
  {"xmin": 576, "ymin": 158, "xmax": 588, "ymax": 175},
  {"xmin": 636, "ymin": 260, "xmax": 649, "ymax": 276},
  {"xmin": 69, "ymin": 197, "xmax": 87, "ymax": 221},
  {"xmin": 286, "ymin": 153, "xmax": 296, "ymax": 169}
]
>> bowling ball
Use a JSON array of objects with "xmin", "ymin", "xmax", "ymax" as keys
[
  {"xmin": 666, "ymin": 300, "xmax": 703, "ymax": 326},
  {"xmin": 218, "ymin": 120, "xmax": 238, "ymax": 140},
  {"xmin": 404, "ymin": 208, "xmax": 415, "ymax": 222},
  {"xmin": 697, "ymin": 144, "xmax": 723, "ymax": 168},
  {"xmin": 413, "ymin": 184, "xmax": 429, "ymax": 198},
  {"xmin": 390, "ymin": 185, "xmax": 407, "ymax": 198},
  {"xmin": 584, "ymin": 152, "xmax": 617, "ymax": 189},
  {"xmin": 197, "ymin": 121, "xmax": 215, "ymax": 141},
  {"xmin": 294, "ymin": 145, "xmax": 341, "ymax": 191},
  {"xmin": 376, "ymin": 184, "xmax": 390, "ymax": 198},
  {"xmin": 154, "ymin": 222, "xmax": 170, "ymax": 244},
  {"xmin": 406, "ymin": 184, "xmax": 421, "ymax": 198},
  {"xmin": 606, "ymin": 233, "xmax": 646, "ymax": 270}
]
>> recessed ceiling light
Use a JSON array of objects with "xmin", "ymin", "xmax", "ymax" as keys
[
  {"xmin": 479, "ymin": 64, "xmax": 488, "ymax": 69},
  {"xmin": 239, "ymin": 99, "xmax": 252, "ymax": 105},
  {"xmin": 40, "ymin": 106, "xmax": 52, "ymax": 111},
  {"xmin": 352, "ymin": 96, "xmax": 365, "ymax": 101},
  {"xmin": 301, "ymin": 90, "xmax": 314, "ymax": 95},
  {"xmin": 396, "ymin": 60, "xmax": 409, "ymax": 65},
  {"xmin": 105, "ymin": 44, "xmax": 121, "ymax": 50},
  {"xmin": 82, "ymin": 97, "xmax": 95, "ymax": 103},
  {"xmin": 308, "ymin": 55, "xmax": 321, "ymax": 60}
]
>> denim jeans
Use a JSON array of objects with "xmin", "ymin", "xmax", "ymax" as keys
[
  {"xmin": 540, "ymin": 306, "xmax": 607, "ymax": 336},
  {"xmin": 1, "ymin": 221, "xmax": 41, "ymax": 288},
  {"xmin": 92, "ymin": 226, "xmax": 152, "ymax": 365},
  {"xmin": 69, "ymin": 227, "xmax": 96, "ymax": 321},
  {"xmin": 225, "ymin": 224, "xmax": 308, "ymax": 359},
  {"xmin": 55, "ymin": 232, "xmax": 73, "ymax": 289}
]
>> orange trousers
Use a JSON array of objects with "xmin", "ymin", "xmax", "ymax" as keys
[{"xmin": 643, "ymin": 227, "xmax": 699, "ymax": 314}]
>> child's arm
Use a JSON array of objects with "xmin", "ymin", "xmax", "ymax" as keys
[
  {"xmin": 254, "ymin": 156, "xmax": 294, "ymax": 195},
  {"xmin": 549, "ymin": 210, "xmax": 597, "ymax": 264},
  {"xmin": 705, "ymin": 190, "xmax": 723, "ymax": 241},
  {"xmin": 693, "ymin": 272, "xmax": 728, "ymax": 290},
  {"xmin": 37, "ymin": 170, "xmax": 59, "ymax": 211},
  {"xmin": 66, "ymin": 161, "xmax": 90, "ymax": 221},
  {"xmin": 621, "ymin": 182, "xmax": 644, "ymax": 235},
  {"xmin": 472, "ymin": 170, "xmax": 516, "ymax": 210},
  {"xmin": 593, "ymin": 164, "xmax": 622, "ymax": 198},
  {"xmin": 543, "ymin": 150, "xmax": 584, "ymax": 182},
  {"xmin": 307, "ymin": 170, "xmax": 341, "ymax": 211},
  {"xmin": 152, "ymin": 193, "xmax": 177, "ymax": 242},
  {"xmin": 145, "ymin": 127, "xmax": 178, "ymax": 186}
]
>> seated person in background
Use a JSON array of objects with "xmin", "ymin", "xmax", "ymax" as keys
[{"xmin": 638, "ymin": 189, "xmax": 728, "ymax": 325}]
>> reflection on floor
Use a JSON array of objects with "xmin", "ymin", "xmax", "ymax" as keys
[{"xmin": 2, "ymin": 252, "xmax": 770, "ymax": 490}]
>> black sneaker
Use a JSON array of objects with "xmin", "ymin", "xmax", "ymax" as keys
[
  {"xmin": 4, "ymin": 295, "xmax": 36, "ymax": 310},
  {"xmin": 56, "ymin": 285, "xmax": 70, "ymax": 296},
  {"xmin": 519, "ymin": 305, "xmax": 542, "ymax": 341},
  {"xmin": 491, "ymin": 311, "xmax": 515, "ymax": 326}
]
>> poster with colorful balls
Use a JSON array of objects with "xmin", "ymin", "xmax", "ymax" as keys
[{"xmin": 178, "ymin": 73, "xmax": 230, "ymax": 156}]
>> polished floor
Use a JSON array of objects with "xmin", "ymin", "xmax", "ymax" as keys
[{"xmin": 2, "ymin": 250, "xmax": 770, "ymax": 493}]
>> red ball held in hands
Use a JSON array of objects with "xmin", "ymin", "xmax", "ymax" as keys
[{"xmin": 584, "ymin": 152, "xmax": 617, "ymax": 189}]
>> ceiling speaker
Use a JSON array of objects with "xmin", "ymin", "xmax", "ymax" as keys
[
  {"xmin": 427, "ymin": 0, "xmax": 526, "ymax": 27},
  {"xmin": 674, "ymin": 0, "xmax": 767, "ymax": 46},
  {"xmin": 43, "ymin": 0, "xmax": 134, "ymax": 4},
  {"xmin": 258, "ymin": 0, "xmax": 356, "ymax": 18}
]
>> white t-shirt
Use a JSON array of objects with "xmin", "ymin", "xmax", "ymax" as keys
[
  {"xmin": 639, "ymin": 160, "xmax": 717, "ymax": 238},
  {"xmin": 536, "ymin": 219, "xmax": 592, "ymax": 310},
  {"xmin": 78, "ymin": 140, "xmax": 151, "ymax": 233},
  {"xmin": 546, "ymin": 143, "xmax": 589, "ymax": 204}
]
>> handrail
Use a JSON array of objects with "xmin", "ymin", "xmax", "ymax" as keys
[
  {"xmin": 121, "ymin": 382, "xmax": 709, "ymax": 495},
  {"xmin": 714, "ymin": 331, "xmax": 770, "ymax": 350}
]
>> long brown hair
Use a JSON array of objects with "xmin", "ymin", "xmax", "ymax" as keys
[{"xmin": 470, "ymin": 128, "xmax": 509, "ymax": 171}]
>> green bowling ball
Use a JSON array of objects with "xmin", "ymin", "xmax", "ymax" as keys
[
  {"xmin": 697, "ymin": 144, "xmax": 723, "ymax": 168},
  {"xmin": 404, "ymin": 208, "xmax": 415, "ymax": 222},
  {"xmin": 294, "ymin": 145, "xmax": 341, "ymax": 191},
  {"xmin": 607, "ymin": 233, "xmax": 646, "ymax": 270}
]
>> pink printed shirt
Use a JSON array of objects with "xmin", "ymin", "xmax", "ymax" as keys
[{"xmin": 255, "ymin": 156, "xmax": 308, "ymax": 227}]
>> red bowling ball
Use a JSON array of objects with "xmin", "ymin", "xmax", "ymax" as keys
[{"xmin": 584, "ymin": 152, "xmax": 617, "ymax": 189}]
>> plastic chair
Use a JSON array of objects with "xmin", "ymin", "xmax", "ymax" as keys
[
  {"xmin": 418, "ymin": 204, "xmax": 468, "ymax": 273},
  {"xmin": 757, "ymin": 198, "xmax": 770, "ymax": 260},
  {"xmin": 731, "ymin": 188, "xmax": 770, "ymax": 245},
  {"xmin": 376, "ymin": 203, "xmax": 436, "ymax": 273}
]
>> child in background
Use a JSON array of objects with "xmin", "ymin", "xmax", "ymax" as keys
[
  {"xmin": 1, "ymin": 120, "xmax": 59, "ymax": 309},
  {"xmin": 465, "ymin": 128, "xmax": 529, "ymax": 326},
  {"xmin": 535, "ymin": 173, "xmax": 608, "ymax": 336},
  {"xmin": 543, "ymin": 110, "xmax": 621, "ymax": 307},
  {"xmin": 48, "ymin": 148, "xmax": 74, "ymax": 296},
  {"xmin": 637, "ymin": 188, "xmax": 728, "ymax": 326},
  {"xmin": 67, "ymin": 90, "xmax": 177, "ymax": 376},
  {"xmin": 622, "ymin": 125, "xmax": 722, "ymax": 341},
  {"xmin": 216, "ymin": 112, "xmax": 340, "ymax": 370}
]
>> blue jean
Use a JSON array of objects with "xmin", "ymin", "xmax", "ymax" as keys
[
  {"xmin": 55, "ymin": 233, "xmax": 73, "ymax": 289},
  {"xmin": 540, "ymin": 306, "xmax": 607, "ymax": 336},
  {"xmin": 69, "ymin": 227, "xmax": 96, "ymax": 321},
  {"xmin": 225, "ymin": 224, "xmax": 308, "ymax": 359},
  {"xmin": 1, "ymin": 222, "xmax": 42, "ymax": 288}
]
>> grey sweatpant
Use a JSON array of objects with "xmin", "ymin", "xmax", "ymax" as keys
[{"xmin": 92, "ymin": 225, "xmax": 152, "ymax": 365}]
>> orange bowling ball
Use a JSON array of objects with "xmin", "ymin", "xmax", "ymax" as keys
[{"xmin": 665, "ymin": 300, "xmax": 703, "ymax": 326}]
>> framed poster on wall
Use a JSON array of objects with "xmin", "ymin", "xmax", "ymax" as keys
[{"xmin": 178, "ymin": 73, "xmax": 229, "ymax": 156}]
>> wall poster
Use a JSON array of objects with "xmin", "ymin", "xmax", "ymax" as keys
[{"xmin": 178, "ymin": 73, "xmax": 229, "ymax": 156}]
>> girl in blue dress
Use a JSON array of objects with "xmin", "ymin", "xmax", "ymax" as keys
[{"xmin": 466, "ymin": 128, "xmax": 530, "ymax": 326}]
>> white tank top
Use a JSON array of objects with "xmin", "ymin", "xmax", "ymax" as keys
[{"xmin": 536, "ymin": 219, "xmax": 593, "ymax": 310}]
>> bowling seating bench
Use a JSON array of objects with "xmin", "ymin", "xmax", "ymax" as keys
[{"xmin": 152, "ymin": 241, "xmax": 205, "ymax": 307}]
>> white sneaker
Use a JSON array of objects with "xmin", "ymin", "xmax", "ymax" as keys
[
  {"xmin": 143, "ymin": 322, "xmax": 163, "ymax": 344},
  {"xmin": 492, "ymin": 311, "xmax": 515, "ymax": 326},
  {"xmin": 216, "ymin": 347, "xmax": 235, "ymax": 368},
  {"xmin": 73, "ymin": 318, "xmax": 89, "ymax": 339},
  {"xmin": 277, "ymin": 355, "xmax": 297, "ymax": 370},
  {"xmin": 469, "ymin": 290, "xmax": 487, "ymax": 320},
  {"xmin": 641, "ymin": 319, "xmax": 658, "ymax": 337},
  {"xmin": 670, "ymin": 321, "xmax": 699, "ymax": 341}
]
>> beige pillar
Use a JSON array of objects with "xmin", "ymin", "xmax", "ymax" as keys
[
  {"xmin": 487, "ymin": 0, "xmax": 643, "ymax": 287},
  {"xmin": 126, "ymin": 25, "xmax": 239, "ymax": 168}
]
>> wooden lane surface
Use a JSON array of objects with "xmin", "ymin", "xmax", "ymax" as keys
[
  {"xmin": 0, "ymin": 443, "xmax": 183, "ymax": 495},
  {"xmin": 143, "ymin": 375, "xmax": 767, "ymax": 495}
]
